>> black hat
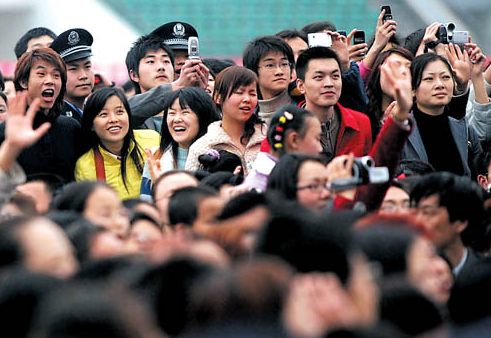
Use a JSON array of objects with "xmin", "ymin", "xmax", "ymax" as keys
[
  {"xmin": 149, "ymin": 22, "xmax": 198, "ymax": 50},
  {"xmin": 50, "ymin": 28, "xmax": 93, "ymax": 62}
]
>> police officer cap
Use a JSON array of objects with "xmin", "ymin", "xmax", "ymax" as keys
[
  {"xmin": 150, "ymin": 22, "xmax": 198, "ymax": 50},
  {"xmin": 50, "ymin": 28, "xmax": 93, "ymax": 62}
]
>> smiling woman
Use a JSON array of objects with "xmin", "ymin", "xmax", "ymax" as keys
[{"xmin": 75, "ymin": 87, "xmax": 160, "ymax": 200}]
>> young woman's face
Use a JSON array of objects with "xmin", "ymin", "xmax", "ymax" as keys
[
  {"xmin": 0, "ymin": 96, "xmax": 7, "ymax": 123},
  {"xmin": 296, "ymin": 160, "xmax": 331, "ymax": 211},
  {"xmin": 380, "ymin": 53, "xmax": 411, "ymax": 99},
  {"xmin": 293, "ymin": 117, "xmax": 323, "ymax": 155},
  {"xmin": 219, "ymin": 82, "xmax": 258, "ymax": 123},
  {"xmin": 166, "ymin": 98, "xmax": 200, "ymax": 149},
  {"xmin": 415, "ymin": 60, "xmax": 454, "ymax": 114},
  {"xmin": 84, "ymin": 186, "xmax": 130, "ymax": 239},
  {"xmin": 92, "ymin": 95, "xmax": 130, "ymax": 149}
]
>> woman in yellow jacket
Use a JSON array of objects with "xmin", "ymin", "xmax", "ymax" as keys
[{"xmin": 75, "ymin": 87, "xmax": 159, "ymax": 199}]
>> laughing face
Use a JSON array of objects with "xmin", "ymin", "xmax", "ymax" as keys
[
  {"xmin": 21, "ymin": 60, "xmax": 62, "ymax": 111},
  {"xmin": 92, "ymin": 95, "xmax": 130, "ymax": 154},
  {"xmin": 219, "ymin": 82, "xmax": 258, "ymax": 123},
  {"xmin": 166, "ymin": 97, "xmax": 200, "ymax": 149}
]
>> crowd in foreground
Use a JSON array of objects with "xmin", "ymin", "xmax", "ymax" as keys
[{"xmin": 1, "ymin": 7, "xmax": 491, "ymax": 338}]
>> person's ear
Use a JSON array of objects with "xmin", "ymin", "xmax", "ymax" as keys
[
  {"xmin": 129, "ymin": 69, "xmax": 139, "ymax": 83},
  {"xmin": 19, "ymin": 79, "xmax": 28, "ymax": 90},
  {"xmin": 454, "ymin": 219, "xmax": 468, "ymax": 234},
  {"xmin": 214, "ymin": 93, "xmax": 221, "ymax": 105},
  {"xmin": 477, "ymin": 174, "xmax": 488, "ymax": 189},
  {"xmin": 296, "ymin": 78, "xmax": 305, "ymax": 94},
  {"xmin": 287, "ymin": 131, "xmax": 299, "ymax": 151}
]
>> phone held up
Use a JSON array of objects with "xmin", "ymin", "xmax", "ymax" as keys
[
  {"xmin": 188, "ymin": 37, "xmax": 200, "ymax": 60},
  {"xmin": 308, "ymin": 33, "xmax": 332, "ymax": 48},
  {"xmin": 381, "ymin": 5, "xmax": 393, "ymax": 24}
]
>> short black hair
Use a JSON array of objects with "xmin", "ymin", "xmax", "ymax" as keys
[
  {"xmin": 410, "ymin": 172, "xmax": 485, "ymax": 249},
  {"xmin": 0, "ymin": 69, "xmax": 4, "ymax": 92},
  {"xmin": 295, "ymin": 46, "xmax": 342, "ymax": 81},
  {"xmin": 125, "ymin": 35, "xmax": 175, "ymax": 94},
  {"xmin": 404, "ymin": 28, "xmax": 425, "ymax": 56},
  {"xmin": 199, "ymin": 171, "xmax": 243, "ymax": 192},
  {"xmin": 217, "ymin": 190, "xmax": 268, "ymax": 220},
  {"xmin": 168, "ymin": 186, "xmax": 217, "ymax": 227},
  {"xmin": 396, "ymin": 159, "xmax": 436, "ymax": 177},
  {"xmin": 202, "ymin": 58, "xmax": 236, "ymax": 78},
  {"xmin": 411, "ymin": 52, "xmax": 454, "ymax": 90},
  {"xmin": 243, "ymin": 35, "xmax": 295, "ymax": 75},
  {"xmin": 276, "ymin": 29, "xmax": 308, "ymax": 43},
  {"xmin": 301, "ymin": 21, "xmax": 337, "ymax": 34},
  {"xmin": 14, "ymin": 27, "xmax": 57, "ymax": 59}
]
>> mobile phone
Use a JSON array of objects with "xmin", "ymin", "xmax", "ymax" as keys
[
  {"xmin": 188, "ymin": 37, "xmax": 200, "ymax": 60},
  {"xmin": 381, "ymin": 5, "xmax": 393, "ymax": 23},
  {"xmin": 308, "ymin": 33, "xmax": 332, "ymax": 48},
  {"xmin": 337, "ymin": 30, "xmax": 347, "ymax": 37},
  {"xmin": 353, "ymin": 31, "xmax": 365, "ymax": 45}
]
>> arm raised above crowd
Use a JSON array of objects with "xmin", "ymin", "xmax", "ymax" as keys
[
  {"xmin": 360, "ymin": 10, "xmax": 397, "ymax": 70},
  {"xmin": 129, "ymin": 59, "xmax": 210, "ymax": 127}
]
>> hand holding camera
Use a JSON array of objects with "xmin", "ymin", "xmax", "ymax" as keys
[{"xmin": 173, "ymin": 59, "xmax": 210, "ymax": 91}]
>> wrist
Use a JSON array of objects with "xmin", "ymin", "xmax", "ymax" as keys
[{"xmin": 171, "ymin": 80, "xmax": 184, "ymax": 92}]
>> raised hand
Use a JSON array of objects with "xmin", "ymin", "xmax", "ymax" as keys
[
  {"xmin": 380, "ymin": 57, "xmax": 413, "ymax": 119},
  {"xmin": 328, "ymin": 31, "xmax": 350, "ymax": 73},
  {"xmin": 145, "ymin": 148, "xmax": 163, "ymax": 183},
  {"xmin": 445, "ymin": 43, "xmax": 471, "ymax": 93},
  {"xmin": 173, "ymin": 59, "xmax": 210, "ymax": 91},
  {"xmin": 5, "ymin": 92, "xmax": 50, "ymax": 151}
]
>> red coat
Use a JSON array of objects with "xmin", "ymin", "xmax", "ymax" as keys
[{"xmin": 260, "ymin": 102, "xmax": 372, "ymax": 155}]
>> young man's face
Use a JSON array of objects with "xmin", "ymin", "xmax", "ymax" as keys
[
  {"xmin": 26, "ymin": 35, "xmax": 54, "ymax": 54},
  {"xmin": 297, "ymin": 58, "xmax": 342, "ymax": 110},
  {"xmin": 131, "ymin": 48, "xmax": 174, "ymax": 93},
  {"xmin": 172, "ymin": 49, "xmax": 189, "ymax": 80},
  {"xmin": 21, "ymin": 59, "xmax": 62, "ymax": 111},
  {"xmin": 65, "ymin": 57, "xmax": 94, "ymax": 103},
  {"xmin": 414, "ymin": 195, "xmax": 465, "ymax": 249},
  {"xmin": 257, "ymin": 51, "xmax": 291, "ymax": 100},
  {"xmin": 286, "ymin": 37, "xmax": 308, "ymax": 62}
]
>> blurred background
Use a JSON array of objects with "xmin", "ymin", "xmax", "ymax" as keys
[{"xmin": 0, "ymin": 0, "xmax": 489, "ymax": 84}]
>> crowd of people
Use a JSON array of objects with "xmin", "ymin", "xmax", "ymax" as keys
[{"xmin": 0, "ymin": 7, "xmax": 491, "ymax": 337}]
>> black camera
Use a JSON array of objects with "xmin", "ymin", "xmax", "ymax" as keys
[
  {"xmin": 327, "ymin": 156, "xmax": 389, "ymax": 192},
  {"xmin": 381, "ymin": 5, "xmax": 393, "ymax": 24},
  {"xmin": 436, "ymin": 23, "xmax": 468, "ymax": 45}
]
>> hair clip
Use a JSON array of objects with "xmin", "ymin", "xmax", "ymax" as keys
[
  {"xmin": 274, "ymin": 135, "xmax": 282, "ymax": 141},
  {"xmin": 284, "ymin": 111, "xmax": 293, "ymax": 120},
  {"xmin": 207, "ymin": 149, "xmax": 220, "ymax": 159},
  {"xmin": 279, "ymin": 116, "xmax": 287, "ymax": 124},
  {"xmin": 274, "ymin": 143, "xmax": 283, "ymax": 149}
]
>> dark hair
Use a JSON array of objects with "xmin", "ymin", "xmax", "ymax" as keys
[
  {"xmin": 81, "ymin": 87, "xmax": 145, "ymax": 190},
  {"xmin": 45, "ymin": 210, "xmax": 82, "ymax": 230},
  {"xmin": 66, "ymin": 219, "xmax": 103, "ymax": 264},
  {"xmin": 213, "ymin": 66, "xmax": 264, "ymax": 144},
  {"xmin": 404, "ymin": 28, "xmax": 425, "ymax": 56},
  {"xmin": 0, "ymin": 70, "xmax": 4, "ymax": 92},
  {"xmin": 125, "ymin": 35, "xmax": 175, "ymax": 94},
  {"xmin": 396, "ymin": 159, "xmax": 436, "ymax": 177},
  {"xmin": 14, "ymin": 47, "xmax": 66, "ymax": 118},
  {"xmin": 51, "ymin": 180, "xmax": 110, "ymax": 213},
  {"xmin": 168, "ymin": 186, "xmax": 217, "ymax": 227},
  {"xmin": 130, "ymin": 212, "xmax": 161, "ymax": 230},
  {"xmin": 217, "ymin": 190, "xmax": 267, "ymax": 220},
  {"xmin": 276, "ymin": 29, "xmax": 308, "ymax": 43},
  {"xmin": 14, "ymin": 27, "xmax": 57, "ymax": 59},
  {"xmin": 267, "ymin": 104, "xmax": 316, "ymax": 155},
  {"xmin": 151, "ymin": 170, "xmax": 197, "ymax": 201},
  {"xmin": 410, "ymin": 172, "xmax": 485, "ymax": 249},
  {"xmin": 199, "ymin": 171, "xmax": 243, "ymax": 192},
  {"xmin": 365, "ymin": 46, "xmax": 414, "ymax": 140},
  {"xmin": 267, "ymin": 153, "xmax": 324, "ymax": 200},
  {"xmin": 295, "ymin": 46, "xmax": 342, "ymax": 81},
  {"xmin": 243, "ymin": 35, "xmax": 295, "ymax": 75},
  {"xmin": 26, "ymin": 172, "xmax": 65, "ymax": 196},
  {"xmin": 411, "ymin": 52, "xmax": 454, "ymax": 90},
  {"xmin": 0, "ymin": 269, "xmax": 62, "ymax": 338},
  {"xmin": 476, "ymin": 148, "xmax": 491, "ymax": 176},
  {"xmin": 0, "ymin": 217, "xmax": 29, "ymax": 270},
  {"xmin": 301, "ymin": 21, "xmax": 337, "ymax": 34},
  {"xmin": 160, "ymin": 87, "xmax": 219, "ymax": 167},
  {"xmin": 202, "ymin": 58, "xmax": 236, "ymax": 79},
  {"xmin": 198, "ymin": 149, "xmax": 243, "ymax": 174},
  {"xmin": 0, "ymin": 92, "xmax": 6, "ymax": 106}
]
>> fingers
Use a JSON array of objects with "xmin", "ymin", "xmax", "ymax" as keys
[
  {"xmin": 33, "ymin": 122, "xmax": 51, "ymax": 141},
  {"xmin": 346, "ymin": 29, "xmax": 357, "ymax": 45},
  {"xmin": 9, "ymin": 91, "xmax": 28, "ymax": 117},
  {"xmin": 25, "ymin": 98, "xmax": 41, "ymax": 122},
  {"xmin": 377, "ymin": 10, "xmax": 384, "ymax": 27}
]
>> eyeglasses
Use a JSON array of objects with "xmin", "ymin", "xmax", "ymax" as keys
[
  {"xmin": 297, "ymin": 182, "xmax": 331, "ymax": 194},
  {"xmin": 258, "ymin": 62, "xmax": 292, "ymax": 71}
]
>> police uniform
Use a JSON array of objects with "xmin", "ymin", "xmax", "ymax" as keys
[
  {"xmin": 50, "ymin": 28, "xmax": 93, "ymax": 122},
  {"xmin": 149, "ymin": 21, "xmax": 199, "ymax": 50}
]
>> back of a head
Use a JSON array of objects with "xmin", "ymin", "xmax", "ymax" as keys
[
  {"xmin": 199, "ymin": 171, "xmax": 243, "ymax": 192},
  {"xmin": 202, "ymin": 58, "xmax": 236, "ymax": 78},
  {"xmin": 403, "ymin": 28, "xmax": 425, "ymax": 56},
  {"xmin": 396, "ymin": 159, "xmax": 436, "ymax": 178},
  {"xmin": 301, "ymin": 21, "xmax": 337, "ymax": 34},
  {"xmin": 168, "ymin": 186, "xmax": 217, "ymax": 227},
  {"xmin": 255, "ymin": 203, "xmax": 353, "ymax": 284},
  {"xmin": 51, "ymin": 181, "xmax": 108, "ymax": 213},
  {"xmin": 29, "ymin": 282, "xmax": 159, "ymax": 338},
  {"xmin": 198, "ymin": 150, "xmax": 243, "ymax": 174}
]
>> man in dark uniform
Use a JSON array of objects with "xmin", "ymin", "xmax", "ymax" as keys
[
  {"xmin": 149, "ymin": 22, "xmax": 199, "ymax": 80},
  {"xmin": 50, "ymin": 28, "xmax": 95, "ymax": 123}
]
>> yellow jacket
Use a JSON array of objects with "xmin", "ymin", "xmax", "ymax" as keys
[{"xmin": 75, "ymin": 130, "xmax": 160, "ymax": 200}]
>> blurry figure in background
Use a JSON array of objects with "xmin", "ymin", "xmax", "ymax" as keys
[
  {"xmin": 0, "ymin": 216, "xmax": 78, "ymax": 278},
  {"xmin": 0, "ymin": 91, "xmax": 7, "ymax": 123},
  {"xmin": 16, "ymin": 173, "xmax": 64, "ymax": 214},
  {"xmin": 51, "ymin": 28, "xmax": 95, "ymax": 123},
  {"xmin": 3, "ymin": 77, "xmax": 16, "ymax": 102},
  {"xmin": 129, "ymin": 212, "xmax": 164, "ymax": 256},
  {"xmin": 14, "ymin": 27, "xmax": 57, "ymax": 60},
  {"xmin": 202, "ymin": 58, "xmax": 235, "ymax": 95},
  {"xmin": 379, "ymin": 181, "xmax": 410, "ymax": 215},
  {"xmin": 52, "ymin": 181, "xmax": 131, "ymax": 239}
]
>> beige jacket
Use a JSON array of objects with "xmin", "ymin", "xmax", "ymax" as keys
[{"xmin": 185, "ymin": 121, "xmax": 266, "ymax": 175}]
